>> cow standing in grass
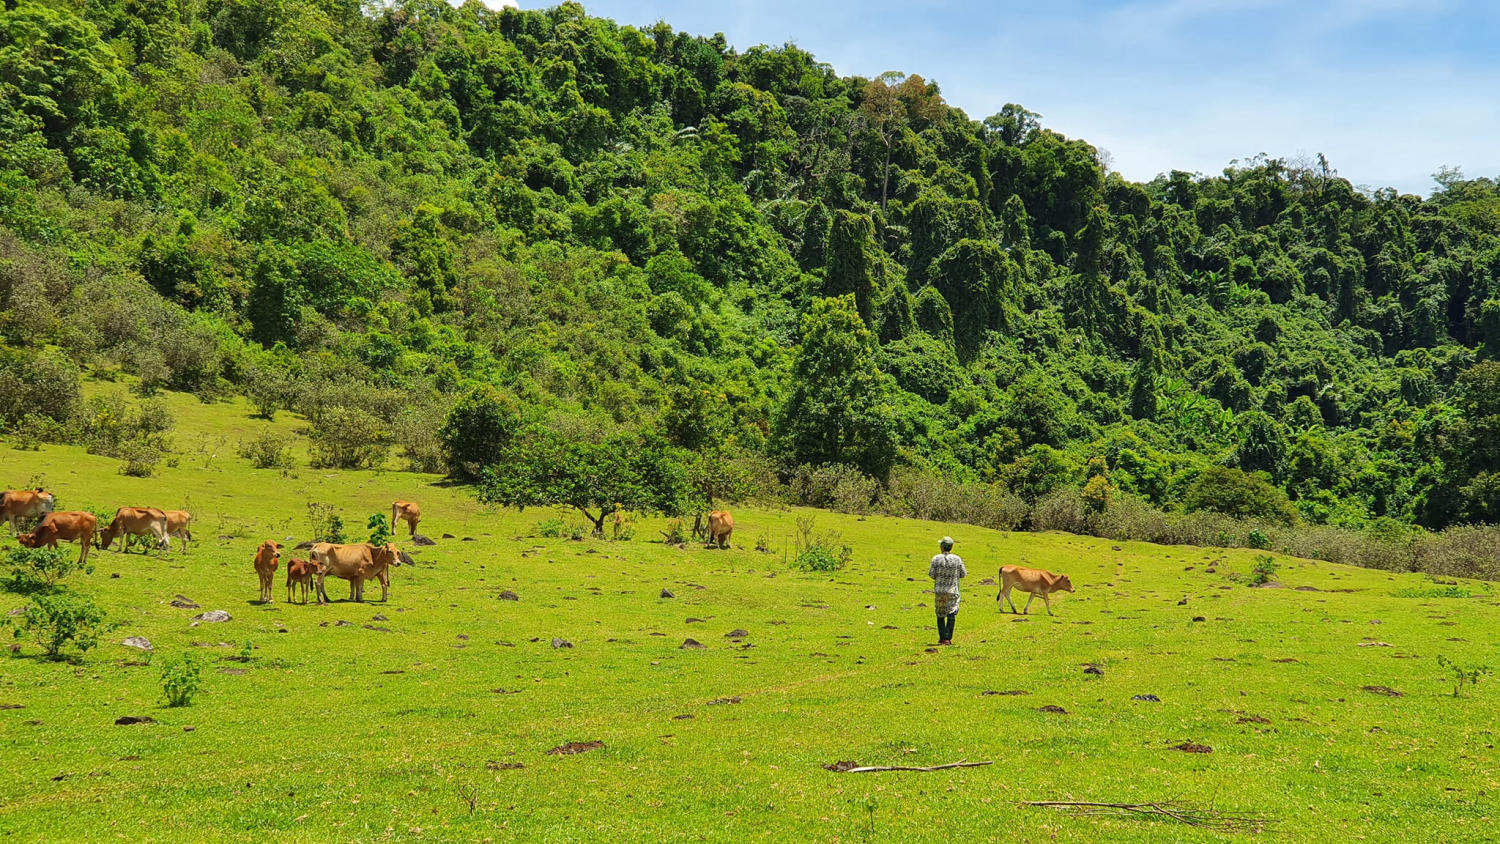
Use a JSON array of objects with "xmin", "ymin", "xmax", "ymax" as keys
[
  {"xmin": 997, "ymin": 565, "xmax": 1074, "ymax": 615},
  {"xmin": 313, "ymin": 542, "xmax": 399, "ymax": 604},
  {"xmin": 707, "ymin": 510, "xmax": 733, "ymax": 549},
  {"xmin": 99, "ymin": 507, "xmax": 169, "ymax": 553},
  {"xmin": 17, "ymin": 511, "xmax": 97, "ymax": 565},
  {"xmin": 162, "ymin": 510, "xmax": 193, "ymax": 553},
  {"xmin": 392, "ymin": 501, "xmax": 420, "ymax": 538},
  {"xmin": 254, "ymin": 540, "xmax": 282, "ymax": 604},
  {"xmin": 1, "ymin": 489, "xmax": 54, "ymax": 534}
]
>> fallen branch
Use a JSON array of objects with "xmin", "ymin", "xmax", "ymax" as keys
[
  {"xmin": 829, "ymin": 760, "xmax": 993, "ymax": 773},
  {"xmin": 1022, "ymin": 800, "xmax": 1276, "ymax": 830}
]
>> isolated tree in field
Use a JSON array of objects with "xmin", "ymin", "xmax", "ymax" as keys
[
  {"xmin": 478, "ymin": 428, "xmax": 698, "ymax": 535},
  {"xmin": 777, "ymin": 295, "xmax": 898, "ymax": 477}
]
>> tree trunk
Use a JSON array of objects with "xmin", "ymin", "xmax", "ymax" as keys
[{"xmin": 581, "ymin": 509, "xmax": 605, "ymax": 536}]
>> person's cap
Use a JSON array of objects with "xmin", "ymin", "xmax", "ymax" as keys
[{"xmin": 939, "ymin": 536, "xmax": 954, "ymax": 547}]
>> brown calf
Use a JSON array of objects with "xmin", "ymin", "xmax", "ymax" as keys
[
  {"xmin": 254, "ymin": 541, "xmax": 282, "ymax": 604},
  {"xmin": 100, "ymin": 507, "xmax": 168, "ymax": 553},
  {"xmin": 997, "ymin": 565, "xmax": 1075, "ymax": 616},
  {"xmin": 285, "ymin": 557, "xmax": 318, "ymax": 604},
  {"xmin": 18, "ymin": 511, "xmax": 97, "ymax": 565},
  {"xmin": 1, "ymin": 489, "xmax": 55, "ymax": 534}
]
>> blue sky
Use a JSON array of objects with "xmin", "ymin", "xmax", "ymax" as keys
[{"xmin": 522, "ymin": 1, "xmax": 1500, "ymax": 195}]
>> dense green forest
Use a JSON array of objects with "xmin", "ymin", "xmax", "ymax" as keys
[{"xmin": 7, "ymin": 0, "xmax": 1500, "ymax": 542}]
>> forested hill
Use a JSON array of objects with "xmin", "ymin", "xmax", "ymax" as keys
[{"xmin": 6, "ymin": 0, "xmax": 1500, "ymax": 533}]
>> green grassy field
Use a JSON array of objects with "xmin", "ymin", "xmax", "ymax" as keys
[{"xmin": 1, "ymin": 388, "xmax": 1497, "ymax": 842}]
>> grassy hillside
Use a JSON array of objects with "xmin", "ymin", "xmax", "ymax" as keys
[{"xmin": 1, "ymin": 392, "xmax": 1496, "ymax": 841}]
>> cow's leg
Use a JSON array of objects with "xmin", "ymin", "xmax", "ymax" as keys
[
  {"xmin": 1044, "ymin": 593, "xmax": 1053, "ymax": 616},
  {"xmin": 1022, "ymin": 592, "xmax": 1034, "ymax": 615},
  {"xmin": 1002, "ymin": 586, "xmax": 1019, "ymax": 614},
  {"xmin": 315, "ymin": 572, "xmax": 327, "ymax": 604},
  {"xmin": 379, "ymin": 569, "xmax": 389, "ymax": 602}
]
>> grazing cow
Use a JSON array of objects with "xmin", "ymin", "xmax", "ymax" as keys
[
  {"xmin": 162, "ymin": 510, "xmax": 193, "ymax": 554},
  {"xmin": 1, "ymin": 489, "xmax": 55, "ymax": 534},
  {"xmin": 17, "ymin": 511, "xmax": 97, "ymax": 565},
  {"xmin": 254, "ymin": 540, "xmax": 282, "ymax": 604},
  {"xmin": 285, "ymin": 557, "xmax": 318, "ymax": 604},
  {"xmin": 99, "ymin": 507, "xmax": 169, "ymax": 553},
  {"xmin": 706, "ymin": 510, "xmax": 734, "ymax": 549},
  {"xmin": 997, "ymin": 565, "xmax": 1075, "ymax": 616},
  {"xmin": 312, "ymin": 542, "xmax": 399, "ymax": 604},
  {"xmin": 391, "ymin": 501, "xmax": 421, "ymax": 538}
]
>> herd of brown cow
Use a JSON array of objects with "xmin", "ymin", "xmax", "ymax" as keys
[{"xmin": 1, "ymin": 488, "xmax": 419, "ymax": 607}]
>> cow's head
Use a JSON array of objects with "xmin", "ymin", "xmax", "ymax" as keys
[
  {"xmin": 258, "ymin": 540, "xmax": 282, "ymax": 566},
  {"xmin": 1056, "ymin": 574, "xmax": 1075, "ymax": 593},
  {"xmin": 16, "ymin": 532, "xmax": 38, "ymax": 548},
  {"xmin": 374, "ymin": 543, "xmax": 401, "ymax": 568}
]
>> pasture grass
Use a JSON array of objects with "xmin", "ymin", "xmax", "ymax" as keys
[{"xmin": 1, "ymin": 388, "xmax": 1497, "ymax": 841}]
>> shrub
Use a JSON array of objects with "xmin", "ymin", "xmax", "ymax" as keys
[
  {"xmin": 440, "ymin": 385, "xmax": 520, "ymax": 479},
  {"xmin": 308, "ymin": 406, "xmax": 390, "ymax": 470},
  {"xmin": 0, "ymin": 348, "xmax": 81, "ymax": 432},
  {"xmin": 4, "ymin": 546, "xmax": 92, "ymax": 594},
  {"xmin": 7, "ymin": 412, "xmax": 68, "ymax": 451},
  {"xmin": 537, "ymin": 518, "xmax": 565, "ymax": 538},
  {"xmin": 393, "ymin": 401, "xmax": 448, "ymax": 474},
  {"xmin": 1247, "ymin": 528, "xmax": 1271, "ymax": 550},
  {"xmin": 1183, "ymin": 466, "xmax": 1296, "ymax": 525},
  {"xmin": 1029, "ymin": 488, "xmax": 1092, "ymax": 535},
  {"xmin": 788, "ymin": 464, "xmax": 878, "ymax": 514},
  {"xmin": 117, "ymin": 439, "xmax": 162, "ymax": 477},
  {"xmin": 9, "ymin": 590, "xmax": 111, "ymax": 659},
  {"xmin": 1249, "ymin": 554, "xmax": 1278, "ymax": 586},
  {"xmin": 237, "ymin": 430, "xmax": 295, "ymax": 470},
  {"xmin": 788, "ymin": 515, "xmax": 851, "ymax": 572},
  {"xmin": 1091, "ymin": 494, "xmax": 1170, "ymax": 543},
  {"xmin": 367, "ymin": 513, "xmax": 392, "ymax": 546},
  {"xmin": 878, "ymin": 467, "xmax": 1028, "ymax": 530},
  {"xmin": 306, "ymin": 502, "xmax": 345, "ymax": 543},
  {"xmin": 160, "ymin": 652, "xmax": 203, "ymax": 706}
]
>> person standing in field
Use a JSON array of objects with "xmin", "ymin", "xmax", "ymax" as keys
[{"xmin": 929, "ymin": 536, "xmax": 966, "ymax": 645}]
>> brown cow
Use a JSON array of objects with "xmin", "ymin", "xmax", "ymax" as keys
[
  {"xmin": 254, "ymin": 540, "xmax": 282, "ymax": 603},
  {"xmin": 17, "ymin": 511, "xmax": 97, "ymax": 565},
  {"xmin": 99, "ymin": 507, "xmax": 168, "ymax": 553},
  {"xmin": 392, "ymin": 501, "xmax": 420, "ymax": 538},
  {"xmin": 312, "ymin": 542, "xmax": 399, "ymax": 604},
  {"xmin": 706, "ymin": 510, "xmax": 733, "ymax": 549},
  {"xmin": 1, "ymin": 489, "xmax": 55, "ymax": 534},
  {"xmin": 997, "ymin": 564, "xmax": 1075, "ymax": 615},
  {"xmin": 285, "ymin": 557, "xmax": 319, "ymax": 604},
  {"xmin": 162, "ymin": 510, "xmax": 193, "ymax": 554}
]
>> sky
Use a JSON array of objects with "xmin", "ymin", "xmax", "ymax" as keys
[{"xmin": 510, "ymin": 0, "xmax": 1500, "ymax": 195}]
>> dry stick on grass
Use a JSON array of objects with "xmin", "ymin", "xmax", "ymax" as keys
[
  {"xmin": 844, "ymin": 761, "xmax": 994, "ymax": 773},
  {"xmin": 1022, "ymin": 800, "xmax": 1277, "ymax": 830}
]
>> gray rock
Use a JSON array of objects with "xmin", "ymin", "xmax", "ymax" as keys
[
  {"xmin": 114, "ymin": 716, "xmax": 155, "ymax": 725},
  {"xmin": 551, "ymin": 637, "xmax": 573, "ymax": 649},
  {"xmin": 442, "ymin": 533, "xmax": 455, "ymax": 539},
  {"xmin": 725, "ymin": 629, "xmax": 749, "ymax": 639},
  {"xmin": 660, "ymin": 589, "xmax": 674, "ymax": 599},
  {"xmin": 397, "ymin": 551, "xmax": 415, "ymax": 566},
  {"xmin": 121, "ymin": 637, "xmax": 152, "ymax": 652},
  {"xmin": 333, "ymin": 620, "xmax": 354, "ymax": 627},
  {"xmin": 371, "ymin": 614, "xmax": 388, "ymax": 622},
  {"xmin": 1082, "ymin": 665, "xmax": 1104, "ymax": 676},
  {"xmin": 170, "ymin": 595, "xmax": 199, "ymax": 609},
  {"xmin": 411, "ymin": 534, "xmax": 437, "ymax": 546},
  {"xmin": 462, "ymin": 537, "xmax": 476, "ymax": 542},
  {"xmin": 1132, "ymin": 694, "xmax": 1161, "ymax": 702},
  {"xmin": 295, "ymin": 540, "xmax": 315, "ymax": 550},
  {"xmin": 498, "ymin": 590, "xmax": 519, "ymax": 601},
  {"xmin": 191, "ymin": 610, "xmax": 231, "ymax": 623},
  {"xmin": 680, "ymin": 638, "xmax": 706, "ymax": 650}
]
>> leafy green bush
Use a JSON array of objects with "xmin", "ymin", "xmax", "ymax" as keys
[
  {"xmin": 1247, "ymin": 528, "xmax": 1271, "ymax": 550},
  {"xmin": 788, "ymin": 515, "xmax": 851, "ymax": 572},
  {"xmin": 1436, "ymin": 655, "xmax": 1491, "ymax": 698},
  {"xmin": 1393, "ymin": 585, "xmax": 1472, "ymax": 599},
  {"xmin": 440, "ymin": 385, "xmax": 521, "ymax": 480},
  {"xmin": 238, "ymin": 431, "xmax": 295, "ymax": 470},
  {"xmin": 160, "ymin": 652, "xmax": 203, "ymax": 706},
  {"xmin": 793, "ymin": 546, "xmax": 846, "ymax": 572},
  {"xmin": 536, "ymin": 518, "xmax": 565, "ymax": 539},
  {"xmin": 1249, "ymin": 554, "xmax": 1279, "ymax": 586},
  {"xmin": 8, "ymin": 591, "xmax": 111, "ymax": 660},
  {"xmin": 306, "ymin": 502, "xmax": 345, "ymax": 543},
  {"xmin": 308, "ymin": 406, "xmax": 390, "ymax": 470},
  {"xmin": 4, "ymin": 547, "xmax": 93, "ymax": 594},
  {"xmin": 367, "ymin": 513, "xmax": 392, "ymax": 546}
]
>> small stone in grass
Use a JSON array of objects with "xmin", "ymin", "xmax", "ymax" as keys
[
  {"xmin": 190, "ymin": 610, "xmax": 231, "ymax": 623},
  {"xmin": 1132, "ymin": 694, "xmax": 1161, "ymax": 702},
  {"xmin": 114, "ymin": 716, "xmax": 155, "ymax": 726},
  {"xmin": 371, "ymin": 614, "xmax": 388, "ymax": 621},
  {"xmin": 1038, "ymin": 705, "xmax": 1067, "ymax": 714},
  {"xmin": 1082, "ymin": 664, "xmax": 1104, "ymax": 676},
  {"xmin": 673, "ymin": 714, "xmax": 694, "ymax": 720},
  {"xmin": 546, "ymin": 741, "xmax": 603, "ymax": 755},
  {"xmin": 551, "ymin": 638, "xmax": 573, "ymax": 649},
  {"xmin": 121, "ymin": 637, "xmax": 153, "ymax": 652},
  {"xmin": 498, "ymin": 590, "xmax": 519, "ymax": 601},
  {"xmin": 1362, "ymin": 685, "xmax": 1403, "ymax": 697},
  {"xmin": 725, "ymin": 629, "xmax": 748, "ymax": 639},
  {"xmin": 680, "ymin": 638, "xmax": 706, "ymax": 650},
  {"xmin": 1171, "ymin": 742, "xmax": 1213, "ymax": 753},
  {"xmin": 660, "ymin": 589, "xmax": 674, "ymax": 599}
]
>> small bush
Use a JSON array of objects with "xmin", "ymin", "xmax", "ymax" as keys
[
  {"xmin": 1249, "ymin": 554, "xmax": 1278, "ymax": 586},
  {"xmin": 367, "ymin": 513, "xmax": 392, "ymax": 546},
  {"xmin": 237, "ymin": 431, "xmax": 295, "ymax": 470},
  {"xmin": 658, "ymin": 519, "xmax": 686, "ymax": 544},
  {"xmin": 160, "ymin": 652, "xmax": 203, "ymax": 706},
  {"xmin": 793, "ymin": 546, "xmax": 845, "ymax": 572},
  {"xmin": 308, "ymin": 406, "xmax": 390, "ymax": 470},
  {"xmin": 393, "ymin": 401, "xmax": 449, "ymax": 474},
  {"xmin": 537, "ymin": 518, "xmax": 565, "ymax": 538},
  {"xmin": 117, "ymin": 439, "xmax": 162, "ymax": 477},
  {"xmin": 4, "ymin": 546, "xmax": 92, "ymax": 594},
  {"xmin": 9, "ymin": 590, "xmax": 111, "ymax": 660},
  {"xmin": 7, "ymin": 412, "xmax": 68, "ymax": 451},
  {"xmin": 1392, "ymin": 585, "xmax": 1472, "ymax": 599},
  {"xmin": 1436, "ymin": 654, "xmax": 1491, "ymax": 698},
  {"xmin": 788, "ymin": 515, "xmax": 851, "ymax": 572},
  {"xmin": 788, "ymin": 464, "xmax": 878, "ymax": 514},
  {"xmin": 1247, "ymin": 528, "xmax": 1271, "ymax": 550},
  {"xmin": 1029, "ymin": 488, "xmax": 1092, "ymax": 535},
  {"xmin": 306, "ymin": 502, "xmax": 346, "ymax": 543}
]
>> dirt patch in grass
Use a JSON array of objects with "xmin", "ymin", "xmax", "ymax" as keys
[
  {"xmin": 981, "ymin": 690, "xmax": 1030, "ymax": 696},
  {"xmin": 1362, "ymin": 685, "xmax": 1403, "ymax": 697},
  {"xmin": 1038, "ymin": 705, "xmax": 1067, "ymax": 714},
  {"xmin": 547, "ymin": 741, "xmax": 604, "ymax": 756},
  {"xmin": 1170, "ymin": 742, "xmax": 1212, "ymax": 753},
  {"xmin": 706, "ymin": 696, "xmax": 742, "ymax": 706}
]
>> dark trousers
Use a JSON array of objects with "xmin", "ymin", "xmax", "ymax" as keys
[{"xmin": 936, "ymin": 611, "xmax": 956, "ymax": 641}]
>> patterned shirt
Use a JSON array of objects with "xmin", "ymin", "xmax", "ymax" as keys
[{"xmin": 929, "ymin": 553, "xmax": 967, "ymax": 595}]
